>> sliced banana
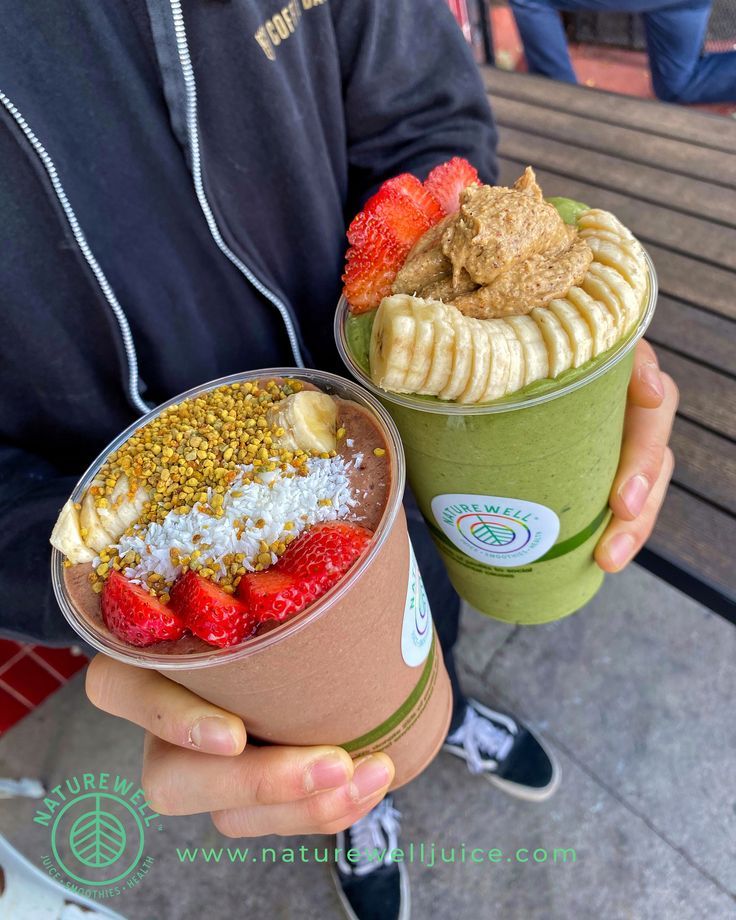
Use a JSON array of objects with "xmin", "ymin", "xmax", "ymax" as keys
[
  {"xmin": 370, "ymin": 295, "xmax": 416, "ymax": 392},
  {"xmin": 591, "ymin": 261, "xmax": 641, "ymax": 330},
  {"xmin": 548, "ymin": 299, "xmax": 593, "ymax": 368},
  {"xmin": 503, "ymin": 315, "xmax": 549, "ymax": 386},
  {"xmin": 269, "ymin": 390, "xmax": 337, "ymax": 453},
  {"xmin": 578, "ymin": 209, "xmax": 637, "ymax": 246},
  {"xmin": 50, "ymin": 499, "xmax": 96, "ymax": 564},
  {"xmin": 80, "ymin": 486, "xmax": 118, "ymax": 553},
  {"xmin": 581, "ymin": 269, "xmax": 626, "ymax": 338},
  {"xmin": 439, "ymin": 304, "xmax": 473, "ymax": 400},
  {"xmin": 458, "ymin": 318, "xmax": 491, "ymax": 403},
  {"xmin": 531, "ymin": 307, "xmax": 574, "ymax": 378},
  {"xmin": 481, "ymin": 319, "xmax": 512, "ymax": 402},
  {"xmin": 498, "ymin": 321, "xmax": 525, "ymax": 394},
  {"xmin": 566, "ymin": 286, "xmax": 616, "ymax": 356},
  {"xmin": 402, "ymin": 300, "xmax": 436, "ymax": 391},
  {"xmin": 419, "ymin": 303, "xmax": 455, "ymax": 395},
  {"xmin": 96, "ymin": 475, "xmax": 149, "ymax": 538},
  {"xmin": 578, "ymin": 227, "xmax": 627, "ymax": 247},
  {"xmin": 586, "ymin": 237, "xmax": 646, "ymax": 294}
]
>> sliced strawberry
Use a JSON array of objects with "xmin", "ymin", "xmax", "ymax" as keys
[
  {"xmin": 342, "ymin": 232, "xmax": 405, "ymax": 314},
  {"xmin": 101, "ymin": 570, "xmax": 185, "ymax": 647},
  {"xmin": 169, "ymin": 571, "xmax": 256, "ymax": 648},
  {"xmin": 281, "ymin": 521, "xmax": 373, "ymax": 581},
  {"xmin": 380, "ymin": 174, "xmax": 444, "ymax": 225},
  {"xmin": 424, "ymin": 157, "xmax": 480, "ymax": 215},
  {"xmin": 349, "ymin": 175, "xmax": 441, "ymax": 250},
  {"xmin": 343, "ymin": 173, "xmax": 447, "ymax": 313},
  {"xmin": 238, "ymin": 522, "xmax": 374, "ymax": 624},
  {"xmin": 238, "ymin": 568, "xmax": 322, "ymax": 624}
]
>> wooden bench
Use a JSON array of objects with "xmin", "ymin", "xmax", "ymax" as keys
[{"xmin": 484, "ymin": 67, "xmax": 736, "ymax": 620}]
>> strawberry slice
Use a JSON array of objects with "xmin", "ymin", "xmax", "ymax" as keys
[
  {"xmin": 349, "ymin": 175, "xmax": 442, "ymax": 250},
  {"xmin": 101, "ymin": 570, "xmax": 185, "ymax": 647},
  {"xmin": 424, "ymin": 157, "xmax": 480, "ymax": 215},
  {"xmin": 238, "ymin": 521, "xmax": 373, "ymax": 624},
  {"xmin": 342, "ymin": 232, "xmax": 405, "ymax": 314},
  {"xmin": 384, "ymin": 174, "xmax": 444, "ymax": 226},
  {"xmin": 169, "ymin": 571, "xmax": 257, "ymax": 648},
  {"xmin": 343, "ymin": 173, "xmax": 446, "ymax": 313},
  {"xmin": 281, "ymin": 521, "xmax": 373, "ymax": 580},
  {"xmin": 238, "ymin": 568, "xmax": 322, "ymax": 624}
]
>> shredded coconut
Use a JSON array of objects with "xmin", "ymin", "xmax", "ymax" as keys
[{"xmin": 103, "ymin": 457, "xmax": 356, "ymax": 587}]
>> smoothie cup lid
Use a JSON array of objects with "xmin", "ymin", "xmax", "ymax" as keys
[
  {"xmin": 51, "ymin": 368, "xmax": 406, "ymax": 670},
  {"xmin": 334, "ymin": 250, "xmax": 657, "ymax": 416}
]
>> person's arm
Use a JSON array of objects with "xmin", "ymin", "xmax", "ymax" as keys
[
  {"xmin": 0, "ymin": 445, "xmax": 81, "ymax": 644},
  {"xmin": 332, "ymin": 0, "xmax": 498, "ymax": 215}
]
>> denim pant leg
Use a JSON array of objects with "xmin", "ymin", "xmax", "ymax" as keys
[
  {"xmin": 644, "ymin": 1, "xmax": 736, "ymax": 103},
  {"xmin": 508, "ymin": 0, "xmax": 578, "ymax": 81}
]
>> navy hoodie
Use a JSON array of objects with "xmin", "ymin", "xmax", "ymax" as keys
[{"xmin": 0, "ymin": 0, "xmax": 497, "ymax": 641}]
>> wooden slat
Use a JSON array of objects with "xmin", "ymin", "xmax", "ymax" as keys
[
  {"xmin": 497, "ymin": 125, "xmax": 736, "ymax": 227},
  {"xmin": 656, "ymin": 349, "xmax": 736, "ymax": 440},
  {"xmin": 492, "ymin": 96, "xmax": 736, "ymax": 188},
  {"xmin": 498, "ymin": 158, "xmax": 736, "ymax": 271},
  {"xmin": 670, "ymin": 419, "xmax": 736, "ymax": 514},
  {"xmin": 644, "ymin": 244, "xmax": 736, "ymax": 322},
  {"xmin": 647, "ymin": 296, "xmax": 736, "ymax": 376},
  {"xmin": 648, "ymin": 485, "xmax": 736, "ymax": 603},
  {"xmin": 483, "ymin": 67, "xmax": 736, "ymax": 153}
]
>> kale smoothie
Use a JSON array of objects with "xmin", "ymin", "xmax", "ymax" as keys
[{"xmin": 336, "ymin": 180, "xmax": 657, "ymax": 623}]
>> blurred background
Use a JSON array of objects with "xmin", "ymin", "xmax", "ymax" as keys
[{"xmin": 448, "ymin": 0, "xmax": 736, "ymax": 115}]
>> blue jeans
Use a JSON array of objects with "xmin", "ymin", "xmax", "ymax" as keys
[{"xmin": 508, "ymin": 0, "xmax": 736, "ymax": 103}]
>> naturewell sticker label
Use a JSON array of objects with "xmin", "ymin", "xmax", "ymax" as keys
[
  {"xmin": 401, "ymin": 541, "xmax": 433, "ymax": 667},
  {"xmin": 431, "ymin": 494, "xmax": 560, "ymax": 568}
]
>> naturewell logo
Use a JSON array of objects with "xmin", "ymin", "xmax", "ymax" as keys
[
  {"xmin": 431, "ymin": 494, "xmax": 560, "ymax": 567},
  {"xmin": 33, "ymin": 773, "xmax": 162, "ymax": 899}
]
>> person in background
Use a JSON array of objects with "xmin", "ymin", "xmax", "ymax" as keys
[
  {"xmin": 0, "ymin": 2, "xmax": 677, "ymax": 919},
  {"xmin": 509, "ymin": 0, "xmax": 736, "ymax": 103}
]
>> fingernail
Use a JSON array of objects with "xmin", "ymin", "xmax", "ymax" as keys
[
  {"xmin": 639, "ymin": 363, "xmax": 664, "ymax": 400},
  {"xmin": 605, "ymin": 533, "xmax": 636, "ymax": 570},
  {"xmin": 619, "ymin": 474, "xmax": 650, "ymax": 517},
  {"xmin": 305, "ymin": 756, "xmax": 350, "ymax": 793},
  {"xmin": 349, "ymin": 756, "xmax": 391, "ymax": 802},
  {"xmin": 189, "ymin": 716, "xmax": 238, "ymax": 754}
]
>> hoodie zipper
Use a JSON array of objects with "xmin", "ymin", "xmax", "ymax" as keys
[
  {"xmin": 0, "ymin": 90, "xmax": 151, "ymax": 416},
  {"xmin": 168, "ymin": 0, "xmax": 305, "ymax": 367}
]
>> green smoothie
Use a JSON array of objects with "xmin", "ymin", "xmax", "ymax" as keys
[{"xmin": 335, "ymin": 199, "xmax": 657, "ymax": 624}]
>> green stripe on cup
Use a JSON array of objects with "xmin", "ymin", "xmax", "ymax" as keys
[
  {"xmin": 426, "ymin": 505, "xmax": 610, "ymax": 566},
  {"xmin": 340, "ymin": 636, "xmax": 436, "ymax": 753},
  {"xmin": 535, "ymin": 506, "xmax": 610, "ymax": 562}
]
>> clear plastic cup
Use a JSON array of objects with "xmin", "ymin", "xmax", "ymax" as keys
[
  {"xmin": 52, "ymin": 369, "xmax": 452, "ymax": 788},
  {"xmin": 335, "ymin": 255, "xmax": 658, "ymax": 624}
]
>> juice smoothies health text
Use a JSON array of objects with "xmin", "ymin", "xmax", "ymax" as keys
[
  {"xmin": 336, "ymin": 255, "xmax": 657, "ymax": 624},
  {"xmin": 52, "ymin": 369, "xmax": 452, "ymax": 788}
]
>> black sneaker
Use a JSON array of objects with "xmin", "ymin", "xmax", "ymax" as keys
[
  {"xmin": 330, "ymin": 796, "xmax": 410, "ymax": 920},
  {"xmin": 443, "ymin": 698, "xmax": 560, "ymax": 802}
]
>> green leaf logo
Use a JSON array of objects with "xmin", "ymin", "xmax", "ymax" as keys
[{"xmin": 68, "ymin": 795, "xmax": 127, "ymax": 868}]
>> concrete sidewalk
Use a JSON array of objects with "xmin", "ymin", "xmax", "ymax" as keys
[{"xmin": 1, "ymin": 564, "xmax": 734, "ymax": 919}]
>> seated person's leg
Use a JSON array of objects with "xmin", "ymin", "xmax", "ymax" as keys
[
  {"xmin": 644, "ymin": 0, "xmax": 736, "ymax": 103},
  {"xmin": 508, "ymin": 0, "xmax": 578, "ymax": 82}
]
